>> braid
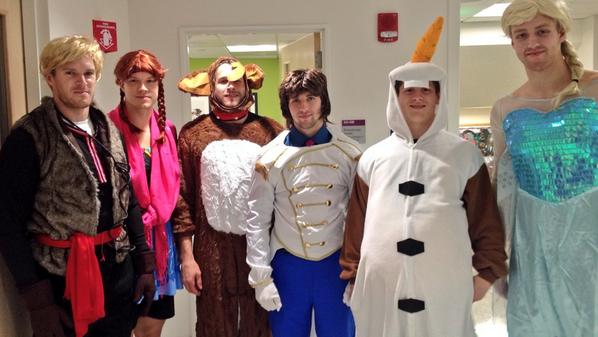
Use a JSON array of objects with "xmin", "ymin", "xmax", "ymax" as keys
[
  {"xmin": 118, "ymin": 89, "xmax": 143, "ymax": 133},
  {"xmin": 119, "ymin": 89, "xmax": 126, "ymax": 114},
  {"xmin": 555, "ymin": 40, "xmax": 584, "ymax": 107},
  {"xmin": 157, "ymin": 81, "xmax": 166, "ymax": 143}
]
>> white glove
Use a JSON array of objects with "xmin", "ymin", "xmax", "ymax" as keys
[
  {"xmin": 342, "ymin": 283, "xmax": 354, "ymax": 306},
  {"xmin": 255, "ymin": 282, "xmax": 282, "ymax": 311}
]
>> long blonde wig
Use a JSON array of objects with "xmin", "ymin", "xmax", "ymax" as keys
[{"xmin": 502, "ymin": 0, "xmax": 583, "ymax": 106}]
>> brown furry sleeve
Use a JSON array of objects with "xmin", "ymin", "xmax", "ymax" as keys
[
  {"xmin": 339, "ymin": 174, "xmax": 369, "ymax": 282},
  {"xmin": 171, "ymin": 126, "xmax": 197, "ymax": 237},
  {"xmin": 463, "ymin": 164, "xmax": 508, "ymax": 283}
]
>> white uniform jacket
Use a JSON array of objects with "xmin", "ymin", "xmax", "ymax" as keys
[{"xmin": 246, "ymin": 124, "xmax": 362, "ymax": 286}]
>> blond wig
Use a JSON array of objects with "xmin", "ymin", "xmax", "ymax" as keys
[
  {"xmin": 40, "ymin": 35, "xmax": 104, "ymax": 80},
  {"xmin": 502, "ymin": 0, "xmax": 583, "ymax": 106}
]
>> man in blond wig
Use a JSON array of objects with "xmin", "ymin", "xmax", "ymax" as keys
[
  {"xmin": 491, "ymin": 0, "xmax": 598, "ymax": 336},
  {"xmin": 0, "ymin": 35, "xmax": 156, "ymax": 337},
  {"xmin": 340, "ymin": 17, "xmax": 507, "ymax": 337}
]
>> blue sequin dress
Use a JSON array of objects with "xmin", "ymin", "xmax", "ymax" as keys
[{"xmin": 491, "ymin": 85, "xmax": 598, "ymax": 337}]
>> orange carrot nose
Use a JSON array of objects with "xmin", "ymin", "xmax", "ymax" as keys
[{"xmin": 411, "ymin": 16, "xmax": 444, "ymax": 63}]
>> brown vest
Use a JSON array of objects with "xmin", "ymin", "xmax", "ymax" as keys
[{"xmin": 14, "ymin": 97, "xmax": 130, "ymax": 275}]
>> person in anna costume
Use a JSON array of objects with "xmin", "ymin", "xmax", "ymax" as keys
[
  {"xmin": 108, "ymin": 49, "xmax": 183, "ymax": 337},
  {"xmin": 174, "ymin": 56, "xmax": 284, "ymax": 337},
  {"xmin": 340, "ymin": 17, "xmax": 507, "ymax": 337},
  {"xmin": 491, "ymin": 1, "xmax": 598, "ymax": 336}
]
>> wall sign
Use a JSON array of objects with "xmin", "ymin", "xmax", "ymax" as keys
[
  {"xmin": 92, "ymin": 20, "xmax": 117, "ymax": 53},
  {"xmin": 342, "ymin": 119, "xmax": 366, "ymax": 144}
]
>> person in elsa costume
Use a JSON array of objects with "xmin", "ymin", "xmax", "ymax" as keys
[{"xmin": 491, "ymin": 1, "xmax": 598, "ymax": 336}]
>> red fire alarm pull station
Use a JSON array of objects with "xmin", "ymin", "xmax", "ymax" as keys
[{"xmin": 378, "ymin": 12, "xmax": 398, "ymax": 43}]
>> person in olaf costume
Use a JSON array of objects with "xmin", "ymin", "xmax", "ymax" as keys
[
  {"xmin": 339, "ymin": 17, "xmax": 507, "ymax": 337},
  {"xmin": 173, "ymin": 56, "xmax": 283, "ymax": 337},
  {"xmin": 246, "ymin": 68, "xmax": 361, "ymax": 337}
]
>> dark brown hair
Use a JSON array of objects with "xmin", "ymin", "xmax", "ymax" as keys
[{"xmin": 279, "ymin": 69, "xmax": 331, "ymax": 128}]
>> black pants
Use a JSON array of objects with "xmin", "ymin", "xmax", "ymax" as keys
[{"xmin": 48, "ymin": 251, "xmax": 139, "ymax": 337}]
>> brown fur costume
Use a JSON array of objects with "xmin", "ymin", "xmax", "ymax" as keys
[{"xmin": 173, "ymin": 113, "xmax": 283, "ymax": 337}]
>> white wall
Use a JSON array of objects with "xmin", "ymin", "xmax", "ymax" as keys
[
  {"xmin": 577, "ymin": 17, "xmax": 595, "ymax": 70},
  {"xmin": 127, "ymin": 0, "xmax": 458, "ymax": 148},
  {"xmin": 460, "ymin": 45, "xmax": 527, "ymax": 108},
  {"xmin": 595, "ymin": 16, "xmax": 598, "ymax": 70},
  {"xmin": 459, "ymin": 18, "xmax": 598, "ymax": 127},
  {"xmin": 22, "ymin": 0, "xmax": 131, "ymax": 112},
  {"xmin": 17, "ymin": 1, "xmax": 459, "ymax": 336},
  {"xmin": 577, "ymin": 15, "xmax": 598, "ymax": 70},
  {"xmin": 21, "ymin": 0, "xmax": 461, "ymax": 147},
  {"xmin": 124, "ymin": 1, "xmax": 457, "ymax": 335}
]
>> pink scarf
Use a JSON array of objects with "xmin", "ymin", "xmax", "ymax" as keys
[{"xmin": 108, "ymin": 106, "xmax": 180, "ymax": 283}]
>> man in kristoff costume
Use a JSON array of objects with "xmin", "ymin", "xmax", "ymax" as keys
[
  {"xmin": 175, "ymin": 56, "xmax": 283, "ymax": 337},
  {"xmin": 0, "ymin": 35, "xmax": 156, "ymax": 337}
]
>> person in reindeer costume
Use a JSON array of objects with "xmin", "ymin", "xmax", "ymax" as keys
[
  {"xmin": 339, "ymin": 17, "xmax": 507, "ymax": 337},
  {"xmin": 174, "ymin": 56, "xmax": 283, "ymax": 337}
]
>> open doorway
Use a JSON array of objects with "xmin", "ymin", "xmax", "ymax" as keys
[{"xmin": 178, "ymin": 26, "xmax": 325, "ymax": 125}]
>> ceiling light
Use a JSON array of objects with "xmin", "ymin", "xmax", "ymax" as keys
[
  {"xmin": 460, "ymin": 34, "xmax": 510, "ymax": 46},
  {"xmin": 227, "ymin": 44, "xmax": 277, "ymax": 53},
  {"xmin": 460, "ymin": 23, "xmax": 510, "ymax": 46},
  {"xmin": 473, "ymin": 3, "xmax": 510, "ymax": 17}
]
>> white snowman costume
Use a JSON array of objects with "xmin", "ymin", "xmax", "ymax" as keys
[{"xmin": 339, "ymin": 17, "xmax": 507, "ymax": 337}]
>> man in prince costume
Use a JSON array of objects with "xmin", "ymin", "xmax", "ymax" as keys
[
  {"xmin": 491, "ymin": 1, "xmax": 598, "ymax": 336},
  {"xmin": 246, "ymin": 69, "xmax": 360, "ymax": 337}
]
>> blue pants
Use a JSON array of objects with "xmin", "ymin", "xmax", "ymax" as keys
[{"xmin": 269, "ymin": 249, "xmax": 355, "ymax": 337}]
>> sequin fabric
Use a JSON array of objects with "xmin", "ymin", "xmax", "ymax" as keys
[{"xmin": 503, "ymin": 97, "xmax": 598, "ymax": 202}]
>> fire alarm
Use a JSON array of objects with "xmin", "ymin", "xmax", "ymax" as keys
[{"xmin": 378, "ymin": 12, "xmax": 398, "ymax": 43}]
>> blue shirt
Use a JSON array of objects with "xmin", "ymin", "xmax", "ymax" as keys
[{"xmin": 284, "ymin": 124, "xmax": 332, "ymax": 147}]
